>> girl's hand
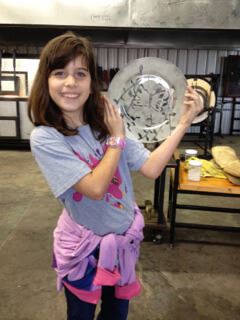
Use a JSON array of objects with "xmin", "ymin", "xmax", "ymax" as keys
[
  {"xmin": 179, "ymin": 86, "xmax": 204, "ymax": 127},
  {"xmin": 103, "ymin": 96, "xmax": 125, "ymax": 138}
]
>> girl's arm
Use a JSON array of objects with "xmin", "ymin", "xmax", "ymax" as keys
[
  {"xmin": 139, "ymin": 86, "xmax": 203, "ymax": 179},
  {"xmin": 73, "ymin": 97, "xmax": 125, "ymax": 200}
]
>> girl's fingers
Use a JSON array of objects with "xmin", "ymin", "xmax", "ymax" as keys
[
  {"xmin": 185, "ymin": 88, "xmax": 200, "ymax": 100},
  {"xmin": 183, "ymin": 87, "xmax": 204, "ymax": 117},
  {"xmin": 103, "ymin": 96, "xmax": 123, "ymax": 134},
  {"xmin": 186, "ymin": 85, "xmax": 197, "ymax": 94},
  {"xmin": 185, "ymin": 93, "xmax": 199, "ymax": 99},
  {"xmin": 185, "ymin": 87, "xmax": 202, "ymax": 105},
  {"xmin": 184, "ymin": 101, "xmax": 195, "ymax": 105},
  {"xmin": 104, "ymin": 97, "xmax": 115, "ymax": 119},
  {"xmin": 103, "ymin": 98, "xmax": 110, "ymax": 120},
  {"xmin": 102, "ymin": 96, "xmax": 125, "ymax": 136},
  {"xmin": 107, "ymin": 101, "xmax": 121, "ymax": 120}
]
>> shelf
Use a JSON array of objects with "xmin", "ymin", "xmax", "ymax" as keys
[{"xmin": 0, "ymin": 95, "xmax": 28, "ymax": 101}]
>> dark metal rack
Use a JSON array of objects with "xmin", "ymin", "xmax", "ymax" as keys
[
  {"xmin": 0, "ymin": 96, "xmax": 30, "ymax": 149},
  {"xmin": 219, "ymin": 97, "xmax": 240, "ymax": 135},
  {"xmin": 0, "ymin": 54, "xmax": 30, "ymax": 149}
]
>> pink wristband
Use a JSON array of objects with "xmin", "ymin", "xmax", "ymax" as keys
[{"xmin": 106, "ymin": 136, "xmax": 126, "ymax": 150}]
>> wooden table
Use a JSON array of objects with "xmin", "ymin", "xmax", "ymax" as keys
[
  {"xmin": 168, "ymin": 160, "xmax": 240, "ymax": 246},
  {"xmin": 178, "ymin": 162, "xmax": 240, "ymax": 194}
]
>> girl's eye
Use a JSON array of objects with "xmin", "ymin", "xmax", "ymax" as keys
[
  {"xmin": 75, "ymin": 71, "xmax": 87, "ymax": 78},
  {"xmin": 51, "ymin": 70, "xmax": 65, "ymax": 77}
]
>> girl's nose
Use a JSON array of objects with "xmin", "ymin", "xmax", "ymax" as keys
[{"xmin": 64, "ymin": 75, "xmax": 76, "ymax": 86}]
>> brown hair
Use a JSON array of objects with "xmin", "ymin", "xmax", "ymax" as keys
[{"xmin": 28, "ymin": 31, "xmax": 109, "ymax": 141}]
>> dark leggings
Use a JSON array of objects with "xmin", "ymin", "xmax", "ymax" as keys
[{"xmin": 64, "ymin": 285, "xmax": 129, "ymax": 320}]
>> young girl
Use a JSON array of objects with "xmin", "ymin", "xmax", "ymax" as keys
[{"xmin": 28, "ymin": 32, "xmax": 202, "ymax": 320}]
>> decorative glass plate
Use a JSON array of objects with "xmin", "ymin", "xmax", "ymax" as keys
[{"xmin": 108, "ymin": 57, "xmax": 186, "ymax": 143}]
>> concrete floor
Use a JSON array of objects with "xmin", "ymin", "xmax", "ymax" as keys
[{"xmin": 0, "ymin": 136, "xmax": 240, "ymax": 320}]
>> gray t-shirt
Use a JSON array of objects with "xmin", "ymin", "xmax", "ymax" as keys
[{"xmin": 30, "ymin": 125, "xmax": 150, "ymax": 235}]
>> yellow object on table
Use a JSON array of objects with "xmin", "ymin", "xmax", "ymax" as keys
[{"xmin": 184, "ymin": 157, "xmax": 227, "ymax": 179}]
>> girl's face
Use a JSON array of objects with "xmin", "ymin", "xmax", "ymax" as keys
[{"xmin": 48, "ymin": 55, "xmax": 91, "ymax": 126}]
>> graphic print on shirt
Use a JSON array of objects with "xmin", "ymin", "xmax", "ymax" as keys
[{"xmin": 72, "ymin": 150, "xmax": 124, "ymax": 209}]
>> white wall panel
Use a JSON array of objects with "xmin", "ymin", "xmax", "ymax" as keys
[
  {"xmin": 137, "ymin": 48, "xmax": 146, "ymax": 58},
  {"xmin": 196, "ymin": 50, "xmax": 208, "ymax": 74},
  {"xmin": 1, "ymin": 58, "xmax": 39, "ymax": 93},
  {"xmin": 19, "ymin": 101, "xmax": 34, "ymax": 139},
  {"xmin": 167, "ymin": 49, "xmax": 178, "ymax": 66},
  {"xmin": 108, "ymin": 48, "xmax": 118, "ymax": 69},
  {"xmin": 186, "ymin": 50, "xmax": 198, "ymax": 74},
  {"xmin": 0, "ymin": 120, "xmax": 16, "ymax": 137},
  {"xmin": 97, "ymin": 47, "xmax": 240, "ymax": 76},
  {"xmin": 158, "ymin": 49, "xmax": 168, "ymax": 60},
  {"xmin": 118, "ymin": 48, "xmax": 128, "ymax": 68},
  {"xmin": 215, "ymin": 51, "xmax": 225, "ymax": 74},
  {"xmin": 96, "ymin": 48, "xmax": 108, "ymax": 69},
  {"xmin": 148, "ymin": 48, "xmax": 158, "ymax": 58},
  {"xmin": 127, "ymin": 48, "xmax": 138, "ymax": 63},
  {"xmin": 206, "ymin": 50, "xmax": 217, "ymax": 74},
  {"xmin": 177, "ymin": 50, "xmax": 188, "ymax": 74},
  {"xmin": 0, "ymin": 102, "xmax": 16, "ymax": 116}
]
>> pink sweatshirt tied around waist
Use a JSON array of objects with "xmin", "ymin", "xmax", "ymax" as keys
[{"xmin": 53, "ymin": 204, "xmax": 144, "ymax": 303}]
